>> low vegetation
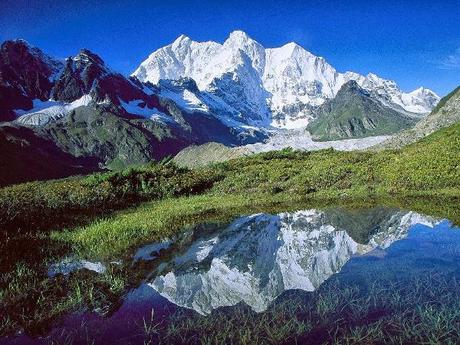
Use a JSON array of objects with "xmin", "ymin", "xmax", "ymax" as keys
[
  {"xmin": 0, "ymin": 162, "xmax": 223, "ymax": 233},
  {"xmin": 0, "ymin": 122, "xmax": 459, "ymax": 341},
  {"xmin": 211, "ymin": 121, "xmax": 459, "ymax": 196}
]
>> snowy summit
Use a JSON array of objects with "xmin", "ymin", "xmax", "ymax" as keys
[{"xmin": 133, "ymin": 30, "xmax": 439, "ymax": 129}]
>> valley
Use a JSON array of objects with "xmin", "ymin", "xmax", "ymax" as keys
[{"xmin": 0, "ymin": 19, "xmax": 459, "ymax": 345}]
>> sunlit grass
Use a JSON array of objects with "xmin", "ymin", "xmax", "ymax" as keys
[
  {"xmin": 52, "ymin": 193, "xmax": 297, "ymax": 259},
  {"xmin": 51, "ymin": 192, "xmax": 460, "ymax": 261}
]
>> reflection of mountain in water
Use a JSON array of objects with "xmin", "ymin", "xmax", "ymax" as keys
[{"xmin": 147, "ymin": 209, "xmax": 436, "ymax": 315}]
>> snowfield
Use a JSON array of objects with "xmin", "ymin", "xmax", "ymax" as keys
[
  {"xmin": 16, "ymin": 95, "xmax": 92, "ymax": 126},
  {"xmin": 243, "ymin": 128, "xmax": 391, "ymax": 153}
]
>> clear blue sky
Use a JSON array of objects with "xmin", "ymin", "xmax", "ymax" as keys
[{"xmin": 1, "ymin": 0, "xmax": 459, "ymax": 96}]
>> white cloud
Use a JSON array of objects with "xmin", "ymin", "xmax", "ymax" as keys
[{"xmin": 439, "ymin": 48, "xmax": 460, "ymax": 69}]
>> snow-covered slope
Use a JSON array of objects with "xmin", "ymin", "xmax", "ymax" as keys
[
  {"xmin": 147, "ymin": 209, "xmax": 437, "ymax": 315},
  {"xmin": 133, "ymin": 31, "xmax": 439, "ymax": 129},
  {"xmin": 16, "ymin": 95, "xmax": 92, "ymax": 126}
]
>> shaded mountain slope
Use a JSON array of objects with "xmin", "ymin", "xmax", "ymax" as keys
[
  {"xmin": 41, "ymin": 106, "xmax": 190, "ymax": 170},
  {"xmin": 0, "ymin": 124, "xmax": 98, "ymax": 186},
  {"xmin": 0, "ymin": 40, "xmax": 269, "ymax": 185}
]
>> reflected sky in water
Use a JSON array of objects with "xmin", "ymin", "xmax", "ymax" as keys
[{"xmin": 6, "ymin": 206, "xmax": 460, "ymax": 345}]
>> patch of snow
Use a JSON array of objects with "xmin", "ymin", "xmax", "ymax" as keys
[
  {"xmin": 271, "ymin": 116, "xmax": 311, "ymax": 130},
  {"xmin": 120, "ymin": 99, "xmax": 153, "ymax": 116},
  {"xmin": 16, "ymin": 95, "xmax": 92, "ymax": 126},
  {"xmin": 119, "ymin": 99, "xmax": 175, "ymax": 123},
  {"xmin": 15, "ymin": 99, "xmax": 61, "ymax": 116},
  {"xmin": 159, "ymin": 89, "xmax": 209, "ymax": 112},
  {"xmin": 48, "ymin": 258, "xmax": 106, "ymax": 277},
  {"xmin": 134, "ymin": 240, "xmax": 172, "ymax": 262}
]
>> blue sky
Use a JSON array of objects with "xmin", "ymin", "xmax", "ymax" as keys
[{"xmin": 1, "ymin": 0, "xmax": 459, "ymax": 96}]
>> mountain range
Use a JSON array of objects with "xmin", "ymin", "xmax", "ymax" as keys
[
  {"xmin": 0, "ymin": 32, "xmax": 446, "ymax": 185},
  {"xmin": 133, "ymin": 31, "xmax": 439, "ymax": 128}
]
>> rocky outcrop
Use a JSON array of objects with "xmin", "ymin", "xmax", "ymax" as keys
[{"xmin": 0, "ymin": 40, "xmax": 63, "ymax": 120}]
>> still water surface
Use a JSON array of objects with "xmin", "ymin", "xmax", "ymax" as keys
[{"xmin": 4, "ymin": 206, "xmax": 460, "ymax": 344}]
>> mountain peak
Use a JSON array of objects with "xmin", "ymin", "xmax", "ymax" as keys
[
  {"xmin": 224, "ymin": 30, "xmax": 261, "ymax": 50},
  {"xmin": 366, "ymin": 72, "xmax": 380, "ymax": 81},
  {"xmin": 74, "ymin": 49, "xmax": 105, "ymax": 66},
  {"xmin": 1, "ymin": 39, "xmax": 49, "ymax": 62},
  {"xmin": 172, "ymin": 34, "xmax": 191, "ymax": 46},
  {"xmin": 228, "ymin": 30, "xmax": 251, "ymax": 41},
  {"xmin": 0, "ymin": 39, "xmax": 62, "ymax": 71},
  {"xmin": 338, "ymin": 80, "xmax": 369, "ymax": 97},
  {"xmin": 284, "ymin": 41, "xmax": 300, "ymax": 48},
  {"xmin": 277, "ymin": 41, "xmax": 313, "ymax": 58},
  {"xmin": 410, "ymin": 86, "xmax": 437, "ymax": 96},
  {"xmin": 1, "ymin": 39, "xmax": 32, "ymax": 49},
  {"xmin": 341, "ymin": 79, "xmax": 359, "ymax": 88}
]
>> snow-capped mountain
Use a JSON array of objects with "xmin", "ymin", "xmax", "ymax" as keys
[
  {"xmin": 147, "ymin": 208, "xmax": 437, "ymax": 315},
  {"xmin": 2, "ymin": 40, "xmax": 264, "ymax": 144},
  {"xmin": 133, "ymin": 31, "xmax": 440, "ymax": 128}
]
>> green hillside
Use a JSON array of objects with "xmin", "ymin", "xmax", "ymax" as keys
[{"xmin": 307, "ymin": 81, "xmax": 418, "ymax": 141}]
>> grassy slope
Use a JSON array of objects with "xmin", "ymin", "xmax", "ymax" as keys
[
  {"xmin": 432, "ymin": 85, "xmax": 460, "ymax": 113},
  {"xmin": 48, "ymin": 122, "xmax": 460, "ymax": 258},
  {"xmin": 212, "ymin": 122, "xmax": 460, "ymax": 196},
  {"xmin": 378, "ymin": 85, "xmax": 460, "ymax": 149},
  {"xmin": 173, "ymin": 142, "xmax": 248, "ymax": 168}
]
